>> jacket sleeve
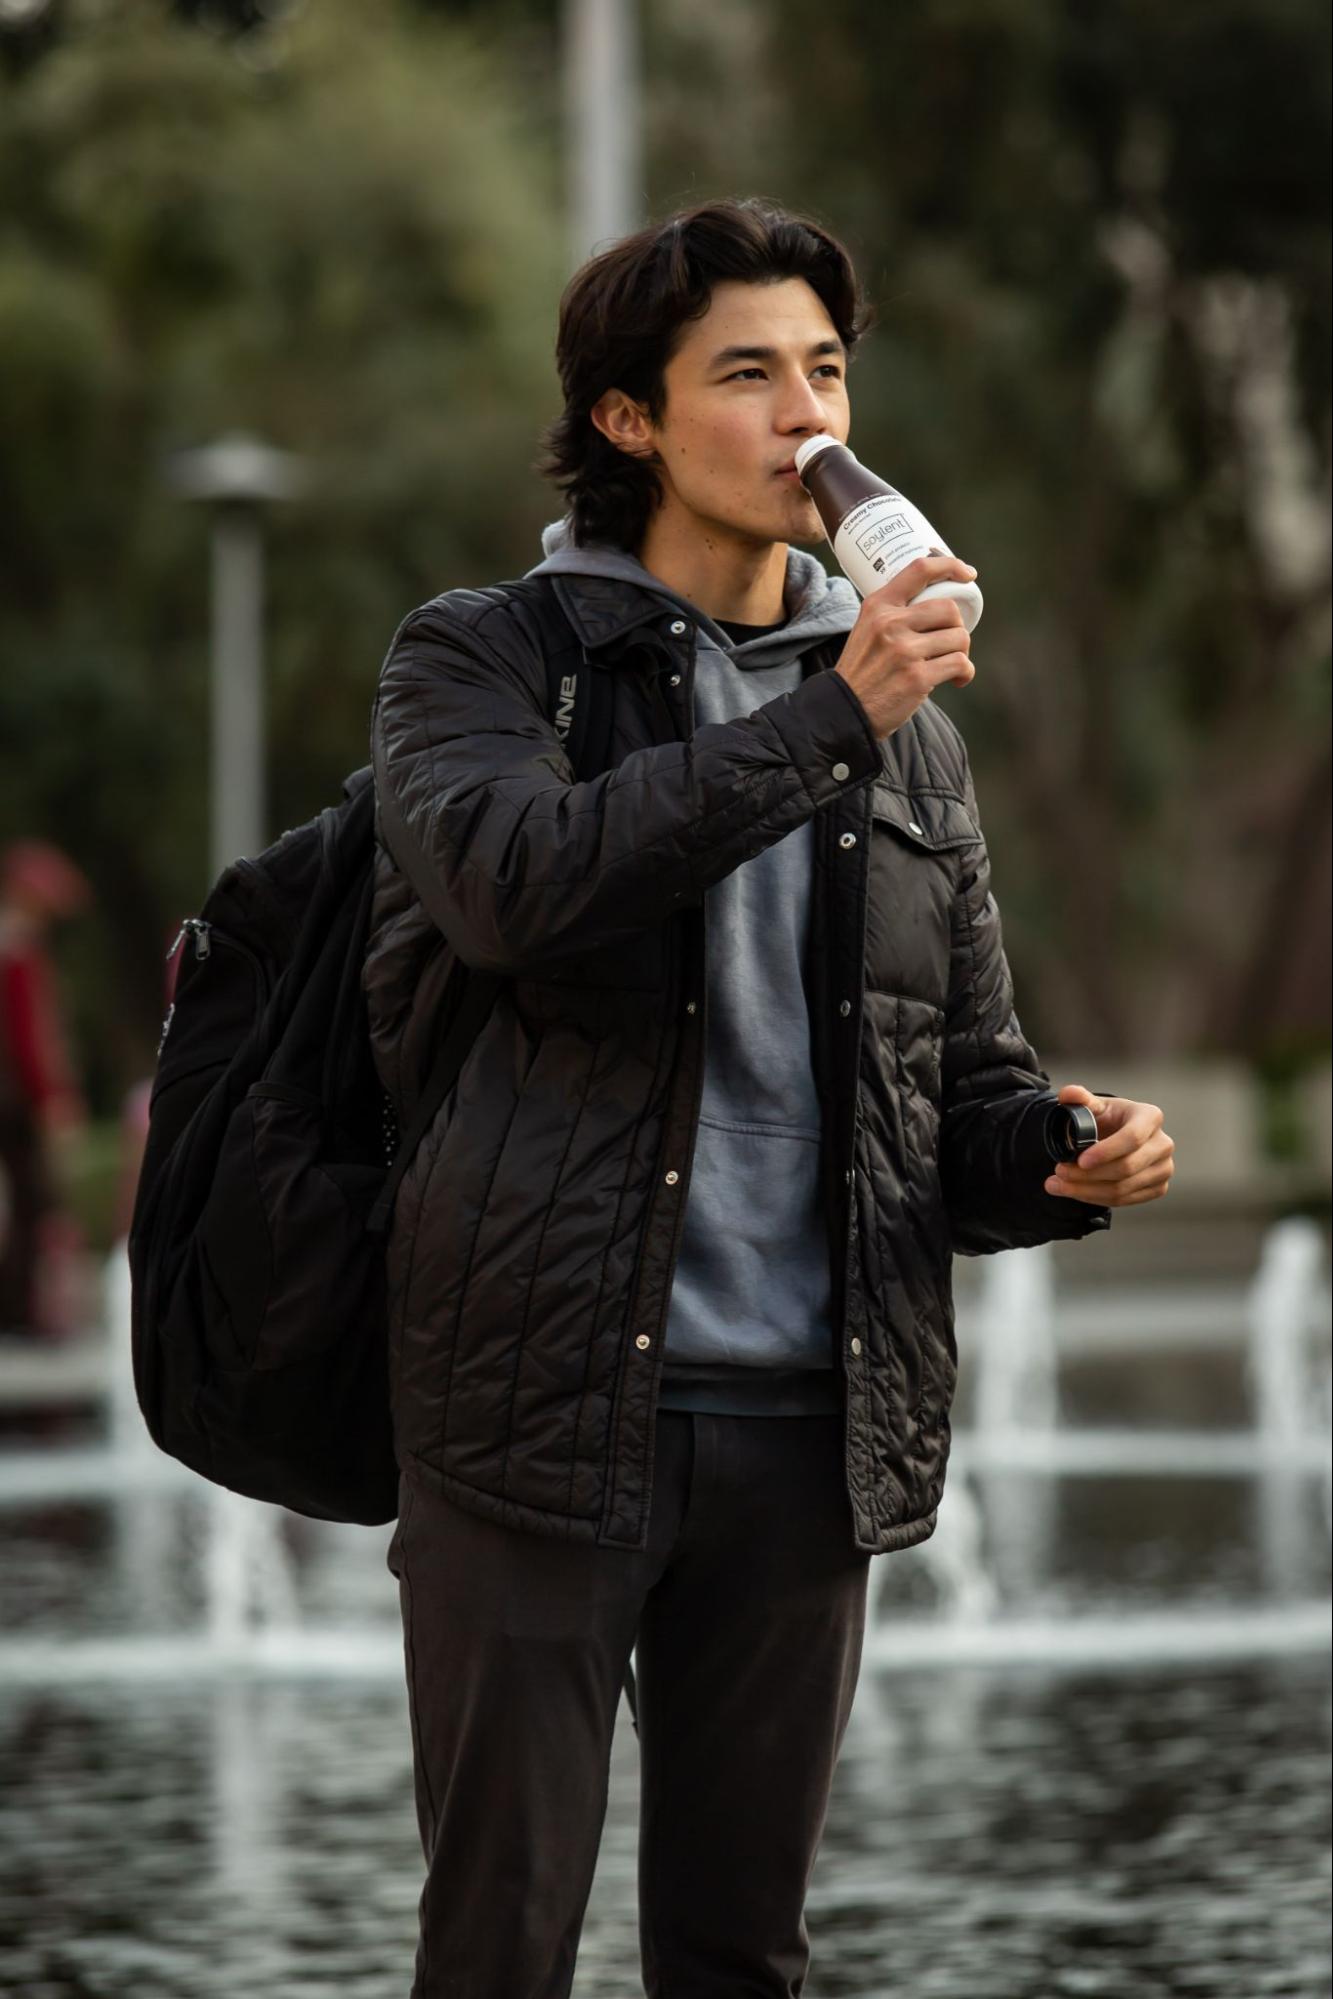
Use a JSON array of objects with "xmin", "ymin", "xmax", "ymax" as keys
[
  {"xmin": 938, "ymin": 746, "xmax": 1112, "ymax": 1256},
  {"xmin": 370, "ymin": 592, "xmax": 880, "ymax": 977}
]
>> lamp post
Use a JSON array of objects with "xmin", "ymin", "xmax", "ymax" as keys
[
  {"xmin": 167, "ymin": 433, "xmax": 304, "ymax": 879},
  {"xmin": 563, "ymin": 0, "xmax": 642, "ymax": 269}
]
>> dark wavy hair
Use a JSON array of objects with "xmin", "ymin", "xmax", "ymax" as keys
[{"xmin": 536, "ymin": 197, "xmax": 875, "ymax": 552}]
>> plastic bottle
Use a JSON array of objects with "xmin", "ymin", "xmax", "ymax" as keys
[{"xmin": 794, "ymin": 435, "xmax": 983, "ymax": 633}]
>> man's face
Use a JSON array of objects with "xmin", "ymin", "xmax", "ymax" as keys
[{"xmin": 597, "ymin": 276, "xmax": 851, "ymax": 549}]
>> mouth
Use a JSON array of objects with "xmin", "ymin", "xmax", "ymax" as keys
[{"xmin": 774, "ymin": 463, "xmax": 802, "ymax": 481}]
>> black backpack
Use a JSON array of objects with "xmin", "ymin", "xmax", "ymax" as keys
[{"xmin": 128, "ymin": 583, "xmax": 618, "ymax": 1529}]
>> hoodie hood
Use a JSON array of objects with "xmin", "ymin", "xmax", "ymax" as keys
[{"xmin": 526, "ymin": 515, "xmax": 860, "ymax": 668}]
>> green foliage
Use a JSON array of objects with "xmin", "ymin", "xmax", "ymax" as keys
[
  {"xmin": 1, "ymin": 0, "xmax": 1328, "ymax": 1103},
  {"xmin": 0, "ymin": 0, "xmax": 564, "ymax": 1098},
  {"xmin": 642, "ymin": 0, "xmax": 1330, "ymax": 1057}
]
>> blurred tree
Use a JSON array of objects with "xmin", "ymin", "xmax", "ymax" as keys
[
  {"xmin": 0, "ymin": 0, "xmax": 1328, "ymax": 1096},
  {"xmin": 640, "ymin": 0, "xmax": 1331, "ymax": 1062},
  {"xmin": 0, "ymin": 0, "xmax": 564, "ymax": 1099}
]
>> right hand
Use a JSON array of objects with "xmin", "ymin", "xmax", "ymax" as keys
[{"xmin": 834, "ymin": 555, "xmax": 977, "ymax": 741}]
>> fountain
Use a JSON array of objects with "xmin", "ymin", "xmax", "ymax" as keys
[
  {"xmin": 856, "ymin": 1218, "xmax": 1332, "ymax": 1673},
  {"xmin": 0, "ymin": 1221, "xmax": 1328, "ymax": 1685}
]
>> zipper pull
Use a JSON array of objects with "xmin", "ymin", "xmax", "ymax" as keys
[{"xmin": 169, "ymin": 918, "xmax": 212, "ymax": 961}]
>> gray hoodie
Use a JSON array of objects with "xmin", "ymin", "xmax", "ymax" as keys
[{"xmin": 527, "ymin": 519, "xmax": 861, "ymax": 1415}]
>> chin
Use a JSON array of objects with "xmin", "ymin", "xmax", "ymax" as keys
[
  {"xmin": 756, "ymin": 494, "xmax": 822, "ymax": 546},
  {"xmin": 784, "ymin": 508, "xmax": 827, "ymax": 548}
]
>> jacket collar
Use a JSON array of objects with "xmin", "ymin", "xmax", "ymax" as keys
[
  {"xmin": 526, "ymin": 515, "xmax": 861, "ymax": 662},
  {"xmin": 544, "ymin": 572, "xmax": 681, "ymax": 654}
]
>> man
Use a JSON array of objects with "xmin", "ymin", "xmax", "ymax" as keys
[{"xmin": 365, "ymin": 197, "xmax": 1175, "ymax": 1998}]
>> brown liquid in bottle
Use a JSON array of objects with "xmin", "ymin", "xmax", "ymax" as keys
[{"xmin": 794, "ymin": 434, "xmax": 983, "ymax": 631}]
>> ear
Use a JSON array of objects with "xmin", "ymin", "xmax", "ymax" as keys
[{"xmin": 590, "ymin": 386, "xmax": 657, "ymax": 460}]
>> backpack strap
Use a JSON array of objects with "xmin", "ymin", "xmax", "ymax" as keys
[{"xmin": 532, "ymin": 578, "xmax": 617, "ymax": 783}]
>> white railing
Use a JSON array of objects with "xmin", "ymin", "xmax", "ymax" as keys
[{"xmin": 0, "ymin": 1225, "xmax": 1327, "ymax": 1682}]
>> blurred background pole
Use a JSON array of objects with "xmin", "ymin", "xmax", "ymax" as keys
[
  {"xmin": 167, "ymin": 434, "xmax": 304, "ymax": 878},
  {"xmin": 563, "ymin": 0, "xmax": 642, "ymax": 269},
  {"xmin": 208, "ymin": 509, "xmax": 263, "ymax": 877}
]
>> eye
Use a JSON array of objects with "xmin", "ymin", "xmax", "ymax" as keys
[{"xmin": 724, "ymin": 365, "xmax": 844, "ymax": 383}]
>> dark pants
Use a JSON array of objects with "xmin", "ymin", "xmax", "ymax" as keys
[{"xmin": 386, "ymin": 1409, "xmax": 872, "ymax": 1999}]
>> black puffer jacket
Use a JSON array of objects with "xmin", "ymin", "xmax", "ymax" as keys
[{"xmin": 365, "ymin": 569, "xmax": 1110, "ymax": 1555}]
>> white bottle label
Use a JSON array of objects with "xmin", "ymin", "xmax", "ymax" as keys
[{"xmin": 831, "ymin": 489, "xmax": 952, "ymax": 596}]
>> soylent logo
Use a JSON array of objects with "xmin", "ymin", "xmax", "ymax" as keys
[{"xmin": 554, "ymin": 674, "xmax": 578, "ymax": 741}]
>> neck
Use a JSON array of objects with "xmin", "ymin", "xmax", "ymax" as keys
[{"xmin": 635, "ymin": 509, "xmax": 789, "ymax": 625}]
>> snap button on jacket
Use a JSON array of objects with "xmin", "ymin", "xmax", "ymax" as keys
[{"xmin": 364, "ymin": 575, "xmax": 1111, "ymax": 1555}]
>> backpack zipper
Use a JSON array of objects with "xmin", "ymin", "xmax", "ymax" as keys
[
  {"xmin": 167, "ymin": 916, "xmax": 269, "ymax": 995},
  {"xmin": 167, "ymin": 917, "xmax": 212, "ymax": 962}
]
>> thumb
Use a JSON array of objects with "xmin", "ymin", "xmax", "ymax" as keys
[{"xmin": 1057, "ymin": 1081, "xmax": 1109, "ymax": 1116}]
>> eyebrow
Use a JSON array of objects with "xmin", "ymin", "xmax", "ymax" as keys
[{"xmin": 706, "ymin": 338, "xmax": 847, "ymax": 371}]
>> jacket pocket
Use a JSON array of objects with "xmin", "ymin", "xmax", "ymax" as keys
[
  {"xmin": 865, "ymin": 789, "xmax": 979, "ymax": 1007},
  {"xmin": 868, "ymin": 784, "xmax": 982, "ymax": 853}
]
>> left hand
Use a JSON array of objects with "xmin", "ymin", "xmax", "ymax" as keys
[{"xmin": 1043, "ymin": 1083, "xmax": 1175, "ymax": 1208}]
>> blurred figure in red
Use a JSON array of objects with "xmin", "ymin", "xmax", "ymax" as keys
[{"xmin": 0, "ymin": 840, "xmax": 91, "ymax": 1337}]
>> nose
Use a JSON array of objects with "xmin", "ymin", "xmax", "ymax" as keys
[{"xmin": 777, "ymin": 371, "xmax": 831, "ymax": 436}]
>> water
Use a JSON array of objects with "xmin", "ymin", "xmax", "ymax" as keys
[
  {"xmin": 0, "ymin": 1657, "xmax": 1327, "ymax": 1996},
  {"xmin": 0, "ymin": 1234, "xmax": 1328, "ymax": 1994},
  {"xmin": 0, "ymin": 1467, "xmax": 1329, "ymax": 1998}
]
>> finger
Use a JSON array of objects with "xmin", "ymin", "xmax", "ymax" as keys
[
  {"xmin": 898, "ymin": 598, "xmax": 970, "ymax": 632},
  {"xmin": 1056, "ymin": 1082, "xmax": 1113, "ymax": 1137},
  {"xmin": 1044, "ymin": 1175, "xmax": 1104, "ymax": 1203},
  {"xmin": 1069, "ymin": 1131, "xmax": 1173, "ymax": 1184},
  {"xmin": 1045, "ymin": 1174, "xmax": 1168, "ymax": 1205},
  {"xmin": 1047, "ymin": 1157, "xmax": 1174, "ymax": 1202},
  {"xmin": 1054, "ymin": 1135, "xmax": 1173, "ymax": 1191},
  {"xmin": 871, "ymin": 555, "xmax": 976, "ymax": 608},
  {"xmin": 1097, "ymin": 1174, "xmax": 1175, "ymax": 1208},
  {"xmin": 1057, "ymin": 1083, "xmax": 1110, "ymax": 1116},
  {"xmin": 1077, "ymin": 1109, "xmax": 1163, "ymax": 1171},
  {"xmin": 913, "ymin": 624, "xmax": 973, "ymax": 663}
]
